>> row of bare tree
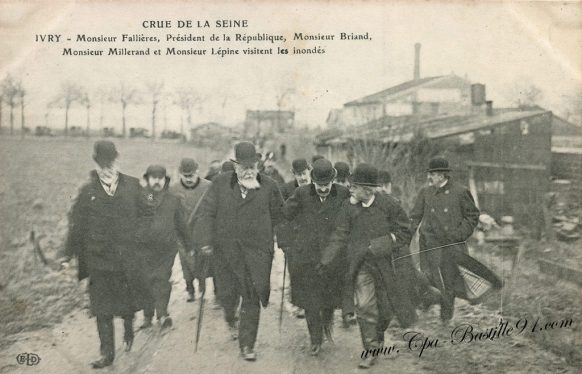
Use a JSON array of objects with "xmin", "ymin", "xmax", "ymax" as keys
[
  {"xmin": 0, "ymin": 75, "xmax": 211, "ymax": 139},
  {"xmin": 0, "ymin": 75, "xmax": 26, "ymax": 138}
]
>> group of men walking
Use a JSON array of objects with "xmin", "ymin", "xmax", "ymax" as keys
[{"xmin": 63, "ymin": 139, "xmax": 501, "ymax": 370}]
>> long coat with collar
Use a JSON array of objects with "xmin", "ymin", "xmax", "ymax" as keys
[
  {"xmin": 64, "ymin": 171, "xmax": 146, "ymax": 315},
  {"xmin": 193, "ymin": 171, "xmax": 284, "ymax": 307},
  {"xmin": 282, "ymin": 183, "xmax": 350, "ymax": 309},
  {"xmin": 410, "ymin": 179, "xmax": 500, "ymax": 302},
  {"xmin": 321, "ymin": 193, "xmax": 418, "ymax": 328}
]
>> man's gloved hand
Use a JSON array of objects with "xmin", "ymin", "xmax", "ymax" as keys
[{"xmin": 200, "ymin": 245, "xmax": 214, "ymax": 257}]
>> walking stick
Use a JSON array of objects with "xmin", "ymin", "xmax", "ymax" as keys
[
  {"xmin": 194, "ymin": 255, "xmax": 210, "ymax": 353},
  {"xmin": 278, "ymin": 254, "xmax": 287, "ymax": 334}
]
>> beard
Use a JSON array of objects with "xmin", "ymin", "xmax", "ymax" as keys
[{"xmin": 237, "ymin": 169, "xmax": 260, "ymax": 190}]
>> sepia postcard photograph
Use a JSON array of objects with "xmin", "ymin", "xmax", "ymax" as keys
[{"xmin": 0, "ymin": 0, "xmax": 580, "ymax": 373}]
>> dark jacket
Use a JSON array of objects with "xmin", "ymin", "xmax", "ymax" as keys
[
  {"xmin": 282, "ymin": 184, "xmax": 350, "ymax": 309},
  {"xmin": 276, "ymin": 179, "xmax": 300, "ymax": 248},
  {"xmin": 193, "ymin": 171, "xmax": 284, "ymax": 307},
  {"xmin": 409, "ymin": 180, "xmax": 500, "ymax": 301},
  {"xmin": 65, "ymin": 171, "xmax": 142, "ymax": 280},
  {"xmin": 321, "ymin": 193, "xmax": 418, "ymax": 328}
]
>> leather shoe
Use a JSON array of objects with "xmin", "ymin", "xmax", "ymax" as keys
[
  {"xmin": 160, "ymin": 316, "xmax": 173, "ymax": 330},
  {"xmin": 310, "ymin": 344, "xmax": 321, "ymax": 356},
  {"xmin": 358, "ymin": 355, "xmax": 377, "ymax": 369},
  {"xmin": 90, "ymin": 356, "xmax": 113, "ymax": 369},
  {"xmin": 139, "ymin": 317, "xmax": 153, "ymax": 330},
  {"xmin": 240, "ymin": 346, "xmax": 257, "ymax": 361}
]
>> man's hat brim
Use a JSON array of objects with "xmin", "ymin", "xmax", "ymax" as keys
[
  {"xmin": 348, "ymin": 176, "xmax": 381, "ymax": 187},
  {"xmin": 311, "ymin": 168, "xmax": 337, "ymax": 185},
  {"xmin": 425, "ymin": 167, "xmax": 452, "ymax": 173}
]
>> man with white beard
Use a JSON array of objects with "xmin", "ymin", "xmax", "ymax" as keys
[{"xmin": 193, "ymin": 142, "xmax": 284, "ymax": 361}]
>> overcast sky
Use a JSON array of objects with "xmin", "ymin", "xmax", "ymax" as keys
[{"xmin": 1, "ymin": 0, "xmax": 580, "ymax": 131}]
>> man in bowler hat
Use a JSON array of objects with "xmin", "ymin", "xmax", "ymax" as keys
[
  {"xmin": 282, "ymin": 159, "xmax": 350, "ymax": 356},
  {"xmin": 193, "ymin": 141, "xmax": 284, "ymax": 361},
  {"xmin": 62, "ymin": 140, "xmax": 144, "ymax": 369},
  {"xmin": 169, "ymin": 158, "xmax": 212, "ymax": 302},
  {"xmin": 410, "ymin": 157, "xmax": 501, "ymax": 322},
  {"xmin": 320, "ymin": 163, "xmax": 419, "ymax": 369},
  {"xmin": 136, "ymin": 165, "xmax": 191, "ymax": 330}
]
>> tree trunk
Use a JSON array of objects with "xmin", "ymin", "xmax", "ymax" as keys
[
  {"xmin": 64, "ymin": 103, "xmax": 70, "ymax": 137},
  {"xmin": 86, "ymin": 104, "xmax": 91, "ymax": 139},
  {"xmin": 121, "ymin": 102, "xmax": 127, "ymax": 138},
  {"xmin": 20, "ymin": 95, "xmax": 24, "ymax": 139},
  {"xmin": 9, "ymin": 101, "xmax": 14, "ymax": 136}
]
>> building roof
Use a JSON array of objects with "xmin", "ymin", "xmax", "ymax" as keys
[
  {"xmin": 344, "ymin": 76, "xmax": 444, "ymax": 106},
  {"xmin": 316, "ymin": 109, "xmax": 550, "ymax": 145}
]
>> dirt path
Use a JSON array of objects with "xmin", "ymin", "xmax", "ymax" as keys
[{"xmin": 1, "ymin": 249, "xmax": 579, "ymax": 374}]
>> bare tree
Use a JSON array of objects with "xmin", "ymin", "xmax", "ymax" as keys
[
  {"xmin": 81, "ymin": 91, "xmax": 91, "ymax": 138},
  {"xmin": 50, "ymin": 82, "xmax": 84, "ymax": 137},
  {"xmin": 511, "ymin": 83, "xmax": 543, "ymax": 108},
  {"xmin": 145, "ymin": 81, "xmax": 164, "ymax": 141},
  {"xmin": 18, "ymin": 82, "xmax": 25, "ymax": 139},
  {"xmin": 173, "ymin": 87, "xmax": 204, "ymax": 139},
  {"xmin": 1, "ymin": 75, "xmax": 21, "ymax": 136},
  {"xmin": 110, "ymin": 83, "xmax": 141, "ymax": 138}
]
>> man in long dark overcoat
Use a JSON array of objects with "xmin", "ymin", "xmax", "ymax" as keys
[
  {"xmin": 136, "ymin": 165, "xmax": 191, "ymax": 330},
  {"xmin": 320, "ymin": 163, "xmax": 419, "ymax": 369},
  {"xmin": 410, "ymin": 157, "xmax": 502, "ymax": 322},
  {"xmin": 282, "ymin": 159, "xmax": 350, "ymax": 356},
  {"xmin": 62, "ymin": 141, "xmax": 145, "ymax": 369},
  {"xmin": 193, "ymin": 142, "xmax": 284, "ymax": 361}
]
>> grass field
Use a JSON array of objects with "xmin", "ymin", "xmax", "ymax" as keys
[{"xmin": 0, "ymin": 137, "xmax": 227, "ymax": 343}]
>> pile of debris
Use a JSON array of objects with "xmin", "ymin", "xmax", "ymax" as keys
[{"xmin": 549, "ymin": 180, "xmax": 581, "ymax": 241}]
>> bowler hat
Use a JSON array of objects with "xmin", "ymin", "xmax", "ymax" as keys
[
  {"xmin": 378, "ymin": 170, "xmax": 391, "ymax": 184},
  {"xmin": 349, "ymin": 163, "xmax": 380, "ymax": 187},
  {"xmin": 93, "ymin": 140, "xmax": 118, "ymax": 166},
  {"xmin": 334, "ymin": 162, "xmax": 350, "ymax": 180},
  {"xmin": 291, "ymin": 158, "xmax": 309, "ymax": 174},
  {"xmin": 426, "ymin": 157, "xmax": 451, "ymax": 172},
  {"xmin": 179, "ymin": 158, "xmax": 198, "ymax": 175},
  {"xmin": 311, "ymin": 159, "xmax": 337, "ymax": 185},
  {"xmin": 231, "ymin": 142, "xmax": 260, "ymax": 166}
]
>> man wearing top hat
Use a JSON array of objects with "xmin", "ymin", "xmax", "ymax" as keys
[
  {"xmin": 320, "ymin": 163, "xmax": 419, "ymax": 369},
  {"xmin": 282, "ymin": 159, "xmax": 350, "ymax": 356},
  {"xmin": 61, "ymin": 140, "xmax": 144, "ymax": 369},
  {"xmin": 410, "ymin": 157, "xmax": 501, "ymax": 323},
  {"xmin": 136, "ymin": 165, "xmax": 191, "ymax": 330},
  {"xmin": 169, "ymin": 158, "xmax": 212, "ymax": 303},
  {"xmin": 193, "ymin": 141, "xmax": 284, "ymax": 361}
]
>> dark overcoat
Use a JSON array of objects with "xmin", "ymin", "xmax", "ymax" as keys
[
  {"xmin": 410, "ymin": 179, "xmax": 500, "ymax": 301},
  {"xmin": 65, "ymin": 171, "xmax": 146, "ymax": 315},
  {"xmin": 282, "ymin": 184, "xmax": 350, "ymax": 309},
  {"xmin": 321, "ymin": 193, "xmax": 418, "ymax": 328},
  {"xmin": 276, "ymin": 179, "xmax": 300, "ymax": 249},
  {"xmin": 193, "ymin": 171, "xmax": 284, "ymax": 307}
]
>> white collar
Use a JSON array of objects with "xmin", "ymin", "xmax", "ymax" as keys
[{"xmin": 361, "ymin": 194, "xmax": 375, "ymax": 208}]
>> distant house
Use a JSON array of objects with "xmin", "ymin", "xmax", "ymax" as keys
[{"xmin": 244, "ymin": 110, "xmax": 295, "ymax": 137}]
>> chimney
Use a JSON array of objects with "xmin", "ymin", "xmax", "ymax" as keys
[
  {"xmin": 486, "ymin": 100, "xmax": 494, "ymax": 116},
  {"xmin": 414, "ymin": 43, "xmax": 421, "ymax": 81}
]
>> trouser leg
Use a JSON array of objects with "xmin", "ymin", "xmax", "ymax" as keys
[
  {"xmin": 153, "ymin": 255, "xmax": 175, "ymax": 318},
  {"xmin": 304, "ymin": 307, "xmax": 323, "ymax": 345},
  {"xmin": 96, "ymin": 314, "xmax": 115, "ymax": 360},
  {"xmin": 342, "ymin": 272, "xmax": 355, "ymax": 316},
  {"xmin": 178, "ymin": 247, "xmax": 195, "ymax": 294},
  {"xmin": 354, "ymin": 270, "xmax": 381, "ymax": 350},
  {"xmin": 238, "ymin": 287, "xmax": 261, "ymax": 350},
  {"xmin": 123, "ymin": 314, "xmax": 134, "ymax": 340}
]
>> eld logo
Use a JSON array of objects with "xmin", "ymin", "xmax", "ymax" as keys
[{"xmin": 16, "ymin": 352, "xmax": 41, "ymax": 366}]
